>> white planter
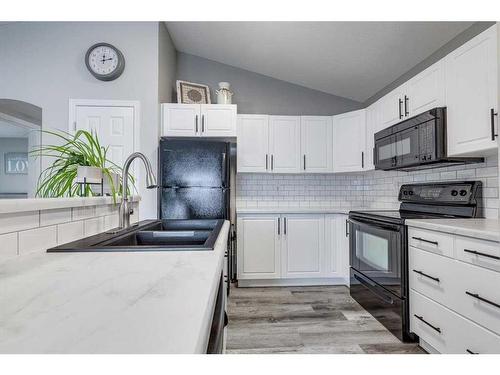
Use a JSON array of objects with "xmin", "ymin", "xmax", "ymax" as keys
[{"xmin": 75, "ymin": 166, "xmax": 103, "ymax": 184}]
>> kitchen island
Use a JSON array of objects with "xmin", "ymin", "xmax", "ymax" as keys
[{"xmin": 0, "ymin": 221, "xmax": 230, "ymax": 353}]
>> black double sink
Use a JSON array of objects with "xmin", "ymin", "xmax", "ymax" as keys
[{"xmin": 47, "ymin": 219, "xmax": 224, "ymax": 253}]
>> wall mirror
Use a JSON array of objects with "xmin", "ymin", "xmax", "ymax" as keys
[{"xmin": 0, "ymin": 99, "xmax": 42, "ymax": 199}]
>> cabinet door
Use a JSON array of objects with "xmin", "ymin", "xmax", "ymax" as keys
[
  {"xmin": 269, "ymin": 116, "xmax": 301, "ymax": 173},
  {"xmin": 325, "ymin": 215, "xmax": 350, "ymax": 281},
  {"xmin": 445, "ymin": 25, "xmax": 498, "ymax": 156},
  {"xmin": 237, "ymin": 115, "xmax": 269, "ymax": 173},
  {"xmin": 200, "ymin": 104, "xmax": 237, "ymax": 137},
  {"xmin": 162, "ymin": 104, "xmax": 199, "ymax": 136},
  {"xmin": 300, "ymin": 116, "xmax": 333, "ymax": 173},
  {"xmin": 364, "ymin": 102, "xmax": 379, "ymax": 171},
  {"xmin": 379, "ymin": 87, "xmax": 405, "ymax": 128},
  {"xmin": 237, "ymin": 215, "xmax": 280, "ymax": 279},
  {"xmin": 332, "ymin": 109, "xmax": 366, "ymax": 172},
  {"xmin": 406, "ymin": 60, "xmax": 445, "ymax": 116},
  {"xmin": 282, "ymin": 214, "xmax": 324, "ymax": 279}
]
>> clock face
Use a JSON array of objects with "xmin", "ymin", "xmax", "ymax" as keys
[{"xmin": 85, "ymin": 43, "xmax": 125, "ymax": 81}]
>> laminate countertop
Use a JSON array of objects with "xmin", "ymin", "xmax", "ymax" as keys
[
  {"xmin": 406, "ymin": 218, "xmax": 500, "ymax": 242},
  {"xmin": 0, "ymin": 221, "xmax": 230, "ymax": 354}
]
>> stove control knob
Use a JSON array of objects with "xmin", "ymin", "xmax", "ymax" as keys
[
  {"xmin": 451, "ymin": 190, "xmax": 458, "ymax": 196},
  {"xmin": 408, "ymin": 191, "xmax": 414, "ymax": 196},
  {"xmin": 403, "ymin": 191, "xmax": 408, "ymax": 195},
  {"xmin": 459, "ymin": 190, "xmax": 468, "ymax": 196}
]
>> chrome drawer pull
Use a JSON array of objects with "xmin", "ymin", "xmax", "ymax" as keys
[
  {"xmin": 465, "ymin": 291, "xmax": 500, "ymax": 309},
  {"xmin": 412, "ymin": 269, "xmax": 440, "ymax": 283},
  {"xmin": 414, "ymin": 314, "xmax": 441, "ymax": 333},
  {"xmin": 466, "ymin": 349, "xmax": 479, "ymax": 354},
  {"xmin": 412, "ymin": 237, "xmax": 438, "ymax": 246},
  {"xmin": 463, "ymin": 249, "xmax": 500, "ymax": 261}
]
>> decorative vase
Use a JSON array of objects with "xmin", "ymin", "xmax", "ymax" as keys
[{"xmin": 216, "ymin": 82, "xmax": 233, "ymax": 104}]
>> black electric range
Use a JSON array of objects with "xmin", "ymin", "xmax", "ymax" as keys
[{"xmin": 348, "ymin": 181, "xmax": 482, "ymax": 342}]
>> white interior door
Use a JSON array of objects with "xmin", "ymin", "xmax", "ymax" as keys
[
  {"xmin": 269, "ymin": 116, "xmax": 301, "ymax": 173},
  {"xmin": 300, "ymin": 116, "xmax": 333, "ymax": 173},
  {"xmin": 74, "ymin": 104, "xmax": 135, "ymax": 170}
]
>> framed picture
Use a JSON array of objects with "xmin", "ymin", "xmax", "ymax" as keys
[
  {"xmin": 176, "ymin": 80, "xmax": 211, "ymax": 104},
  {"xmin": 4, "ymin": 152, "xmax": 28, "ymax": 174}
]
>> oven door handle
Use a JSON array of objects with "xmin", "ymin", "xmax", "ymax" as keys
[
  {"xmin": 348, "ymin": 217, "xmax": 401, "ymax": 232},
  {"xmin": 353, "ymin": 273, "xmax": 395, "ymax": 305}
]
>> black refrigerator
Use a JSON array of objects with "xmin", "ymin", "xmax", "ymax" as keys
[{"xmin": 158, "ymin": 138, "xmax": 237, "ymax": 281}]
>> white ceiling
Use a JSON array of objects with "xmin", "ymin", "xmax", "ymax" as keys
[{"xmin": 166, "ymin": 22, "xmax": 474, "ymax": 102}]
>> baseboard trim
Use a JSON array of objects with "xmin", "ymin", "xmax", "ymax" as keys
[
  {"xmin": 418, "ymin": 338, "xmax": 439, "ymax": 354},
  {"xmin": 236, "ymin": 277, "xmax": 349, "ymax": 288}
]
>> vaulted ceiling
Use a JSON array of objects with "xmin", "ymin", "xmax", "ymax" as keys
[{"xmin": 166, "ymin": 22, "xmax": 475, "ymax": 103}]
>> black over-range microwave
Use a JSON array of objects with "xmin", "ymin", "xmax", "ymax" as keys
[{"xmin": 373, "ymin": 107, "xmax": 484, "ymax": 171}]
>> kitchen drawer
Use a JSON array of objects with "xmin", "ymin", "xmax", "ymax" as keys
[
  {"xmin": 409, "ymin": 246, "xmax": 454, "ymax": 307},
  {"xmin": 456, "ymin": 236, "xmax": 500, "ymax": 273},
  {"xmin": 408, "ymin": 228, "xmax": 454, "ymax": 257},
  {"xmin": 453, "ymin": 261, "xmax": 500, "ymax": 336},
  {"xmin": 410, "ymin": 290, "xmax": 456, "ymax": 353},
  {"xmin": 454, "ymin": 311, "xmax": 500, "ymax": 354}
]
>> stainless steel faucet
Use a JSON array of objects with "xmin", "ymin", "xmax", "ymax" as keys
[{"xmin": 119, "ymin": 152, "xmax": 157, "ymax": 229}]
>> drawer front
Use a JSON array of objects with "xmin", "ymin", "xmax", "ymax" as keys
[
  {"xmin": 453, "ymin": 261, "xmax": 500, "ymax": 336},
  {"xmin": 410, "ymin": 290, "xmax": 455, "ymax": 353},
  {"xmin": 408, "ymin": 228, "xmax": 454, "ymax": 257},
  {"xmin": 409, "ymin": 246, "xmax": 454, "ymax": 306},
  {"xmin": 456, "ymin": 236, "xmax": 500, "ymax": 273},
  {"xmin": 454, "ymin": 313, "xmax": 500, "ymax": 354}
]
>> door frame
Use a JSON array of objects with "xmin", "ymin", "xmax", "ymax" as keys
[{"xmin": 68, "ymin": 99, "xmax": 141, "ymax": 156}]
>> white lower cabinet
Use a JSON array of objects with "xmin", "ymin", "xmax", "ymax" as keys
[
  {"xmin": 408, "ymin": 226, "xmax": 500, "ymax": 353},
  {"xmin": 237, "ymin": 215, "xmax": 281, "ymax": 279},
  {"xmin": 237, "ymin": 213, "xmax": 349, "ymax": 285}
]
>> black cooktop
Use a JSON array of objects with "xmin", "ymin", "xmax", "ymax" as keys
[{"xmin": 349, "ymin": 209, "xmax": 458, "ymax": 224}]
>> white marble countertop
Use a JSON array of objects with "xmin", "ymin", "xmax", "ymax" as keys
[
  {"xmin": 236, "ymin": 206, "xmax": 366, "ymax": 215},
  {"xmin": 0, "ymin": 221, "xmax": 229, "ymax": 354},
  {"xmin": 406, "ymin": 218, "xmax": 500, "ymax": 242},
  {"xmin": 0, "ymin": 195, "xmax": 141, "ymax": 214}
]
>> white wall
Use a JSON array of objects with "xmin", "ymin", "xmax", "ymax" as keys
[{"xmin": 0, "ymin": 22, "xmax": 173, "ymax": 219}]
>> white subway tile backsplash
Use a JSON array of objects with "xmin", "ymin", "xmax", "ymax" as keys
[
  {"xmin": 40, "ymin": 208, "xmax": 72, "ymax": 227},
  {"xmin": 0, "ymin": 211, "xmax": 39, "ymax": 235},
  {"xmin": 57, "ymin": 221, "xmax": 84, "ymax": 245},
  {"xmin": 0, "ymin": 233, "xmax": 18, "ymax": 261},
  {"xmin": 237, "ymin": 156, "xmax": 499, "ymax": 218},
  {"xmin": 84, "ymin": 217, "xmax": 105, "ymax": 236},
  {"xmin": 72, "ymin": 206, "xmax": 96, "ymax": 221},
  {"xmin": 18, "ymin": 226, "xmax": 57, "ymax": 255}
]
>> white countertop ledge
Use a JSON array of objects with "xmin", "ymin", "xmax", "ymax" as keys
[
  {"xmin": 0, "ymin": 220, "xmax": 230, "ymax": 354},
  {"xmin": 0, "ymin": 195, "xmax": 140, "ymax": 214},
  {"xmin": 406, "ymin": 218, "xmax": 500, "ymax": 242},
  {"xmin": 236, "ymin": 206, "xmax": 365, "ymax": 215}
]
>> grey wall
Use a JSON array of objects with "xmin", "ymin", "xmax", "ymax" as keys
[
  {"xmin": 176, "ymin": 52, "xmax": 362, "ymax": 115},
  {"xmin": 0, "ymin": 138, "xmax": 28, "ymax": 195},
  {"xmin": 365, "ymin": 22, "xmax": 496, "ymax": 106},
  {"xmin": 158, "ymin": 22, "xmax": 177, "ymax": 104},
  {"xmin": 0, "ymin": 22, "xmax": 163, "ymax": 219}
]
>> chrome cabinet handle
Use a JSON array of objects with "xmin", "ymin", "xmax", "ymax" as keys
[
  {"xmin": 414, "ymin": 314, "xmax": 441, "ymax": 333},
  {"xmin": 195, "ymin": 115, "xmax": 199, "ymax": 133},
  {"xmin": 463, "ymin": 248, "xmax": 500, "ymax": 260},
  {"xmin": 413, "ymin": 269, "xmax": 440, "ymax": 283},
  {"xmin": 466, "ymin": 291, "xmax": 500, "ymax": 309},
  {"xmin": 491, "ymin": 108, "xmax": 498, "ymax": 141},
  {"xmin": 412, "ymin": 236, "xmax": 438, "ymax": 246}
]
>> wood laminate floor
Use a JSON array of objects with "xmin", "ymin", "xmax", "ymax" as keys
[{"xmin": 226, "ymin": 285, "xmax": 425, "ymax": 354}]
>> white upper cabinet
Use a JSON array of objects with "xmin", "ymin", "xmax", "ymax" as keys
[
  {"xmin": 269, "ymin": 116, "xmax": 301, "ymax": 173},
  {"xmin": 281, "ymin": 214, "xmax": 325, "ymax": 279},
  {"xmin": 445, "ymin": 25, "xmax": 498, "ymax": 156},
  {"xmin": 161, "ymin": 104, "xmax": 199, "ymax": 137},
  {"xmin": 161, "ymin": 103, "xmax": 237, "ymax": 137},
  {"xmin": 379, "ymin": 86, "xmax": 406, "ymax": 128},
  {"xmin": 406, "ymin": 60, "xmax": 445, "ymax": 115},
  {"xmin": 364, "ymin": 102, "xmax": 380, "ymax": 171},
  {"xmin": 332, "ymin": 109, "xmax": 366, "ymax": 172},
  {"xmin": 300, "ymin": 116, "xmax": 333, "ymax": 173},
  {"xmin": 237, "ymin": 115, "xmax": 269, "ymax": 173}
]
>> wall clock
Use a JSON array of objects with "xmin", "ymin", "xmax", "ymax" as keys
[{"xmin": 85, "ymin": 43, "xmax": 125, "ymax": 81}]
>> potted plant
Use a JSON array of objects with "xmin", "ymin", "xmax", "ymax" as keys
[{"xmin": 31, "ymin": 129, "xmax": 133, "ymax": 202}]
